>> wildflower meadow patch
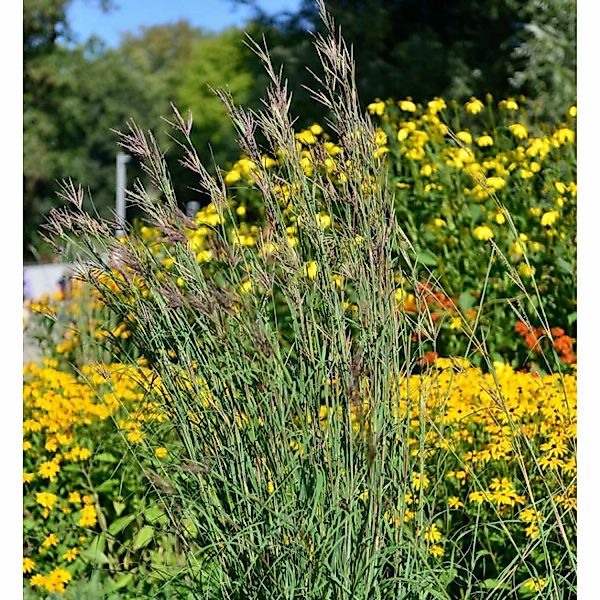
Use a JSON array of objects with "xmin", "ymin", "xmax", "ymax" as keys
[{"xmin": 24, "ymin": 4, "xmax": 576, "ymax": 598}]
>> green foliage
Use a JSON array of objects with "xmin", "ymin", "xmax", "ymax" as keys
[
  {"xmin": 24, "ymin": 42, "xmax": 164, "ymax": 259},
  {"xmin": 177, "ymin": 27, "xmax": 267, "ymax": 168},
  {"xmin": 510, "ymin": 0, "xmax": 577, "ymax": 121}
]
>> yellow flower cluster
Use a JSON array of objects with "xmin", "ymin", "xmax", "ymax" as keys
[
  {"xmin": 23, "ymin": 361, "xmax": 168, "ymax": 594},
  {"xmin": 393, "ymin": 359, "xmax": 576, "ymax": 546}
]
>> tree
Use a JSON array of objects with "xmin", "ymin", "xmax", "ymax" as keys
[
  {"xmin": 234, "ymin": 0, "xmax": 575, "ymax": 115},
  {"xmin": 23, "ymin": 0, "xmax": 163, "ymax": 259},
  {"xmin": 177, "ymin": 26, "xmax": 268, "ymax": 169},
  {"xmin": 510, "ymin": 0, "xmax": 576, "ymax": 120}
]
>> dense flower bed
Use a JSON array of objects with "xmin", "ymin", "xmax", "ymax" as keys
[
  {"xmin": 22, "ymin": 361, "xmax": 183, "ymax": 596},
  {"xmin": 23, "ymin": 94, "xmax": 576, "ymax": 597},
  {"xmin": 94, "ymin": 94, "xmax": 574, "ymax": 369},
  {"xmin": 22, "ymin": 352, "xmax": 576, "ymax": 596}
]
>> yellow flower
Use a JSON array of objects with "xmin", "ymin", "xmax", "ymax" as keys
[
  {"xmin": 78, "ymin": 504, "xmax": 98, "ymax": 528},
  {"xmin": 374, "ymin": 129, "xmax": 388, "ymax": 146},
  {"xmin": 30, "ymin": 574, "xmax": 46, "ymax": 588},
  {"xmin": 485, "ymin": 176, "xmax": 506, "ymax": 191},
  {"xmin": 420, "ymin": 523, "xmax": 442, "ymax": 543},
  {"xmin": 465, "ymin": 97, "xmax": 484, "ymax": 114},
  {"xmin": 433, "ymin": 218, "xmax": 447, "ymax": 228},
  {"xmin": 23, "ymin": 472, "xmax": 35, "ymax": 484},
  {"xmin": 554, "ymin": 181, "xmax": 567, "ymax": 194},
  {"xmin": 476, "ymin": 134, "xmax": 494, "ymax": 147},
  {"xmin": 553, "ymin": 127, "xmax": 575, "ymax": 144},
  {"xmin": 45, "ymin": 567, "xmax": 72, "ymax": 593},
  {"xmin": 519, "ymin": 508, "xmax": 540, "ymax": 523},
  {"xmin": 40, "ymin": 532, "xmax": 59, "ymax": 550},
  {"xmin": 411, "ymin": 472, "xmax": 430, "ymax": 490},
  {"xmin": 397, "ymin": 128, "xmax": 410, "ymax": 142},
  {"xmin": 541, "ymin": 210, "xmax": 559, "ymax": 227},
  {"xmin": 155, "ymin": 447, "xmax": 168, "ymax": 459},
  {"xmin": 331, "ymin": 274, "xmax": 344, "ymax": 289},
  {"xmin": 23, "ymin": 557, "xmax": 36, "ymax": 574},
  {"xmin": 239, "ymin": 280, "xmax": 253, "ymax": 294},
  {"xmin": 309, "ymin": 123, "xmax": 323, "ymax": 136},
  {"xmin": 420, "ymin": 164, "xmax": 433, "ymax": 177},
  {"xmin": 518, "ymin": 263, "xmax": 536, "ymax": 278},
  {"xmin": 303, "ymin": 261, "xmax": 318, "ymax": 281},
  {"xmin": 525, "ymin": 522, "xmax": 540, "ymax": 538},
  {"xmin": 38, "ymin": 460, "xmax": 61, "ymax": 482},
  {"xmin": 455, "ymin": 131, "xmax": 472, "ymax": 145},
  {"xmin": 373, "ymin": 146, "xmax": 389, "ymax": 159},
  {"xmin": 36, "ymin": 492, "xmax": 58, "ymax": 510},
  {"xmin": 317, "ymin": 213, "xmax": 332, "ymax": 229},
  {"xmin": 399, "ymin": 99, "xmax": 417, "ymax": 112},
  {"xmin": 127, "ymin": 429, "xmax": 145, "ymax": 443},
  {"xmin": 449, "ymin": 317, "xmax": 462, "ymax": 331},
  {"xmin": 428, "ymin": 544, "xmax": 444, "ymax": 557},
  {"xmin": 261, "ymin": 155, "xmax": 277, "ymax": 168},
  {"xmin": 224, "ymin": 169, "xmax": 241, "ymax": 185},
  {"xmin": 267, "ymin": 480, "xmax": 275, "ymax": 494},
  {"xmin": 469, "ymin": 491, "xmax": 487, "ymax": 504},
  {"xmin": 568, "ymin": 105, "xmax": 577, "ymax": 117},
  {"xmin": 295, "ymin": 129, "xmax": 317, "ymax": 145},
  {"xmin": 367, "ymin": 100, "xmax": 385, "ymax": 116},
  {"xmin": 523, "ymin": 578, "xmax": 546, "ymax": 593},
  {"xmin": 473, "ymin": 225, "xmax": 494, "ymax": 241},
  {"xmin": 68, "ymin": 491, "xmax": 81, "ymax": 504},
  {"xmin": 427, "ymin": 97, "xmax": 447, "ymax": 113},
  {"xmin": 499, "ymin": 98, "xmax": 519, "ymax": 111},
  {"xmin": 448, "ymin": 496, "xmax": 464, "ymax": 509},
  {"xmin": 324, "ymin": 141, "xmax": 341, "ymax": 155},
  {"xmin": 62, "ymin": 547, "xmax": 79, "ymax": 562},
  {"xmin": 163, "ymin": 257, "xmax": 175, "ymax": 270},
  {"xmin": 509, "ymin": 123, "xmax": 528, "ymax": 139}
]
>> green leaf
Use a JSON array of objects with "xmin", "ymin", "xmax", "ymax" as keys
[
  {"xmin": 95, "ymin": 452, "xmax": 118, "ymax": 463},
  {"xmin": 469, "ymin": 204, "xmax": 483, "ymax": 222},
  {"xmin": 108, "ymin": 514, "xmax": 136, "ymax": 536},
  {"xmin": 483, "ymin": 578, "xmax": 509, "ymax": 590},
  {"xmin": 458, "ymin": 290, "xmax": 476, "ymax": 312},
  {"xmin": 132, "ymin": 525, "xmax": 154, "ymax": 550},
  {"xmin": 417, "ymin": 250, "xmax": 438, "ymax": 266},
  {"xmin": 181, "ymin": 517, "xmax": 198, "ymax": 538},
  {"xmin": 95, "ymin": 479, "xmax": 118, "ymax": 493},
  {"xmin": 113, "ymin": 501, "xmax": 126, "ymax": 516},
  {"xmin": 113, "ymin": 573, "xmax": 134, "ymax": 591},
  {"xmin": 567, "ymin": 311, "xmax": 577, "ymax": 325},
  {"xmin": 81, "ymin": 535, "xmax": 109, "ymax": 565},
  {"xmin": 556, "ymin": 257, "xmax": 573, "ymax": 275},
  {"xmin": 144, "ymin": 506, "xmax": 163, "ymax": 522}
]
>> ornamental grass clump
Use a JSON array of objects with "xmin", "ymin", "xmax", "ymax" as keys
[{"xmin": 45, "ymin": 3, "xmax": 575, "ymax": 597}]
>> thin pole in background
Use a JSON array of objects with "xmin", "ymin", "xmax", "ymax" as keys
[{"xmin": 115, "ymin": 152, "xmax": 131, "ymax": 237}]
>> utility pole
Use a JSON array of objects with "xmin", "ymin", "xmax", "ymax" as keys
[{"xmin": 115, "ymin": 152, "xmax": 131, "ymax": 237}]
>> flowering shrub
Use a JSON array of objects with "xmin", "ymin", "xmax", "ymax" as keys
[
  {"xmin": 22, "ymin": 361, "xmax": 188, "ymax": 597},
  {"xmin": 27, "ymin": 93, "xmax": 577, "ymax": 373},
  {"xmin": 32, "ymin": 6, "xmax": 575, "ymax": 597},
  {"xmin": 217, "ymin": 94, "xmax": 577, "ymax": 367}
]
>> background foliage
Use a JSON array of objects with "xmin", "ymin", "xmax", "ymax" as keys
[{"xmin": 23, "ymin": 0, "xmax": 575, "ymax": 260}]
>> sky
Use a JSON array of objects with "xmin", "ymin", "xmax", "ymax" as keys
[{"xmin": 67, "ymin": 0, "xmax": 304, "ymax": 46}]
